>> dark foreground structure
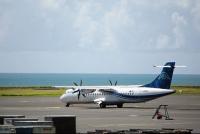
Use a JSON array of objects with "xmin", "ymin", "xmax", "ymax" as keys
[
  {"xmin": 0, "ymin": 115, "xmax": 76, "ymax": 134},
  {"xmin": 0, "ymin": 115, "xmax": 193, "ymax": 134},
  {"xmin": 80, "ymin": 128, "xmax": 192, "ymax": 134}
]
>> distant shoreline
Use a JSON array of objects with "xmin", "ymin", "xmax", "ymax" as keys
[{"xmin": 0, "ymin": 86, "xmax": 199, "ymax": 96}]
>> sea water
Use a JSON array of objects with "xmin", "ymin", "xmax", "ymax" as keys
[{"xmin": 0, "ymin": 73, "xmax": 199, "ymax": 86}]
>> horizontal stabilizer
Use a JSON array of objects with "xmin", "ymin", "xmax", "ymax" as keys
[{"xmin": 153, "ymin": 65, "xmax": 187, "ymax": 68}]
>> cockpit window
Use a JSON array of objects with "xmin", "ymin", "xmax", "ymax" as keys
[{"xmin": 66, "ymin": 89, "xmax": 74, "ymax": 93}]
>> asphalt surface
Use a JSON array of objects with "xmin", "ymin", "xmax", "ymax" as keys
[{"xmin": 0, "ymin": 95, "xmax": 200, "ymax": 133}]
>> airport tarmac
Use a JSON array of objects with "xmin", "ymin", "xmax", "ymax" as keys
[{"xmin": 0, "ymin": 95, "xmax": 200, "ymax": 133}]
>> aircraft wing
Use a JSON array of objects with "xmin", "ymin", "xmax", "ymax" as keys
[
  {"xmin": 98, "ymin": 88, "xmax": 117, "ymax": 93},
  {"xmin": 53, "ymin": 86, "xmax": 111, "ymax": 89},
  {"xmin": 81, "ymin": 89, "xmax": 96, "ymax": 94},
  {"xmin": 53, "ymin": 86, "xmax": 74, "ymax": 89}
]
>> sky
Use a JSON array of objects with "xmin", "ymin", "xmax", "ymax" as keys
[{"xmin": 0, "ymin": 0, "xmax": 200, "ymax": 74}]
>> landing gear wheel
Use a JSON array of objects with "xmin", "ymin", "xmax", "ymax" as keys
[
  {"xmin": 117, "ymin": 103, "xmax": 123, "ymax": 108},
  {"xmin": 65, "ymin": 103, "xmax": 70, "ymax": 107},
  {"xmin": 100, "ymin": 103, "xmax": 106, "ymax": 108}
]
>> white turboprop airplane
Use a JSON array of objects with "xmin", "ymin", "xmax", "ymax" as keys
[{"xmin": 59, "ymin": 62, "xmax": 180, "ymax": 108}]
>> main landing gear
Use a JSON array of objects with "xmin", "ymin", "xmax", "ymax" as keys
[
  {"xmin": 117, "ymin": 103, "xmax": 123, "ymax": 108},
  {"xmin": 99, "ymin": 103, "xmax": 123, "ymax": 108},
  {"xmin": 99, "ymin": 103, "xmax": 106, "ymax": 108}
]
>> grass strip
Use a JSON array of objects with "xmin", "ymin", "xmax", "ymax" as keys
[
  {"xmin": 0, "ymin": 87, "xmax": 65, "ymax": 96},
  {"xmin": 172, "ymin": 86, "xmax": 200, "ymax": 95},
  {"xmin": 0, "ymin": 86, "xmax": 199, "ymax": 96}
]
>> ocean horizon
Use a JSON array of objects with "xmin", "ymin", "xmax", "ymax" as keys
[{"xmin": 0, "ymin": 73, "xmax": 199, "ymax": 87}]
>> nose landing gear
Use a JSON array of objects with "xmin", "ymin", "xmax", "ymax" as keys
[{"xmin": 65, "ymin": 103, "xmax": 70, "ymax": 107}]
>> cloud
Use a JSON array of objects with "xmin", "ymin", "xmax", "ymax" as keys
[
  {"xmin": 0, "ymin": 0, "xmax": 199, "ymax": 53},
  {"xmin": 102, "ymin": 0, "xmax": 134, "ymax": 50},
  {"xmin": 73, "ymin": 1, "xmax": 100, "ymax": 48},
  {"xmin": 171, "ymin": 12, "xmax": 187, "ymax": 49},
  {"xmin": 0, "ymin": 14, "xmax": 9, "ymax": 44},
  {"xmin": 73, "ymin": 0, "xmax": 134, "ymax": 51},
  {"xmin": 39, "ymin": 0, "xmax": 66, "ymax": 11},
  {"xmin": 191, "ymin": 1, "xmax": 200, "ymax": 32},
  {"xmin": 0, "ymin": 0, "xmax": 200, "ymax": 73},
  {"xmin": 0, "ymin": 0, "xmax": 13, "ymax": 44},
  {"xmin": 156, "ymin": 34, "xmax": 170, "ymax": 49},
  {"xmin": 174, "ymin": 0, "xmax": 191, "ymax": 9}
]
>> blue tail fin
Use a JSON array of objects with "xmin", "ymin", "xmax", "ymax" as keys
[{"xmin": 142, "ymin": 62, "xmax": 175, "ymax": 89}]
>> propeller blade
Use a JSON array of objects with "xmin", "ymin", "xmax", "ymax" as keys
[
  {"xmin": 82, "ymin": 94, "xmax": 86, "ymax": 97},
  {"xmin": 80, "ymin": 80, "xmax": 82, "ymax": 86},
  {"xmin": 78, "ymin": 91, "xmax": 80, "ymax": 100},
  {"xmin": 115, "ymin": 81, "xmax": 118, "ymax": 86},
  {"xmin": 73, "ymin": 82, "xmax": 78, "ymax": 86},
  {"xmin": 72, "ymin": 90, "xmax": 79, "ymax": 93},
  {"xmin": 109, "ymin": 80, "xmax": 112, "ymax": 86}
]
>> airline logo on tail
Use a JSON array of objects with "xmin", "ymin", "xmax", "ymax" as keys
[{"xmin": 158, "ymin": 72, "xmax": 171, "ymax": 80}]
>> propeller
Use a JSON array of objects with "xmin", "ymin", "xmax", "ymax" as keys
[
  {"xmin": 72, "ymin": 80, "xmax": 85, "ymax": 100},
  {"xmin": 73, "ymin": 80, "xmax": 82, "ymax": 86},
  {"xmin": 114, "ymin": 81, "xmax": 118, "ymax": 86},
  {"xmin": 109, "ymin": 80, "xmax": 112, "ymax": 86},
  {"xmin": 73, "ymin": 82, "xmax": 78, "ymax": 86},
  {"xmin": 109, "ymin": 80, "xmax": 118, "ymax": 86}
]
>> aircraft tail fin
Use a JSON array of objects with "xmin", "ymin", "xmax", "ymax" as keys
[{"xmin": 142, "ymin": 62, "xmax": 175, "ymax": 89}]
